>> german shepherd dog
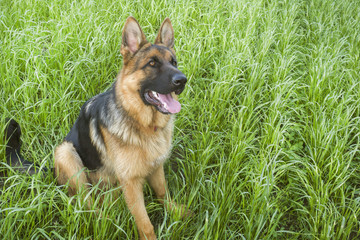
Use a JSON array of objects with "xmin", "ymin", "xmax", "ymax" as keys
[{"xmin": 5, "ymin": 17, "xmax": 187, "ymax": 240}]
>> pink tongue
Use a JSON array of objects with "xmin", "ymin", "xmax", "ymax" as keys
[{"xmin": 158, "ymin": 93, "xmax": 181, "ymax": 113}]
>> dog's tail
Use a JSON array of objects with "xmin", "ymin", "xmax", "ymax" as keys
[
  {"xmin": 5, "ymin": 119, "xmax": 22, "ymax": 159},
  {"xmin": 4, "ymin": 119, "xmax": 39, "ymax": 175}
]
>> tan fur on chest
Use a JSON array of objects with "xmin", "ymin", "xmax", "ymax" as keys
[{"xmin": 100, "ymin": 123, "xmax": 173, "ymax": 181}]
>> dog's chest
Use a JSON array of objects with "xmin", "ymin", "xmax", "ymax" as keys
[{"xmin": 101, "ymin": 126, "xmax": 173, "ymax": 179}]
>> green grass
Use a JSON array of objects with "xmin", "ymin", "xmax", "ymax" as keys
[{"xmin": 1, "ymin": 0, "xmax": 360, "ymax": 239}]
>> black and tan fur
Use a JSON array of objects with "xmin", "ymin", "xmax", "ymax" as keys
[{"xmin": 54, "ymin": 17, "xmax": 187, "ymax": 240}]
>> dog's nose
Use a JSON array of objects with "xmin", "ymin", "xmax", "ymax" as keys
[{"xmin": 171, "ymin": 74, "xmax": 187, "ymax": 86}]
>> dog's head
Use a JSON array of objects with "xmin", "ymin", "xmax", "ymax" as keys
[{"xmin": 119, "ymin": 17, "xmax": 187, "ymax": 115}]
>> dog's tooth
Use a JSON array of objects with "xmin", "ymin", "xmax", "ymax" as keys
[{"xmin": 152, "ymin": 91, "xmax": 159, "ymax": 98}]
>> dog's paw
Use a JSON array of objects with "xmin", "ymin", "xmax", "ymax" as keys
[
  {"xmin": 139, "ymin": 225, "xmax": 157, "ymax": 240},
  {"xmin": 168, "ymin": 203, "xmax": 193, "ymax": 220}
]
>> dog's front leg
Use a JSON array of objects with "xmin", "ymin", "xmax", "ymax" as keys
[
  {"xmin": 123, "ymin": 178, "xmax": 156, "ymax": 240},
  {"xmin": 147, "ymin": 164, "xmax": 167, "ymax": 204},
  {"xmin": 147, "ymin": 164, "xmax": 190, "ymax": 218}
]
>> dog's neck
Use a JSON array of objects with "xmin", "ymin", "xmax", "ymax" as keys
[{"xmin": 114, "ymin": 72, "xmax": 172, "ymax": 132}]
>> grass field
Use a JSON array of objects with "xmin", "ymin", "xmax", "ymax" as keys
[{"xmin": 1, "ymin": 0, "xmax": 360, "ymax": 239}]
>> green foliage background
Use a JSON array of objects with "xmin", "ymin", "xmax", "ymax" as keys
[{"xmin": 1, "ymin": 0, "xmax": 360, "ymax": 239}]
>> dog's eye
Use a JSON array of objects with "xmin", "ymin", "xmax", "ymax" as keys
[
  {"xmin": 172, "ymin": 60, "xmax": 177, "ymax": 67},
  {"xmin": 149, "ymin": 60, "xmax": 156, "ymax": 67}
]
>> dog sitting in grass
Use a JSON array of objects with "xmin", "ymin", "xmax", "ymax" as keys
[{"xmin": 5, "ymin": 17, "xmax": 188, "ymax": 240}]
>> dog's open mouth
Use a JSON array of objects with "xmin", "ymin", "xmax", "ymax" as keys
[{"xmin": 144, "ymin": 91, "xmax": 181, "ymax": 114}]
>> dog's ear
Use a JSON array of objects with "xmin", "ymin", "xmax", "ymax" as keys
[
  {"xmin": 155, "ymin": 18, "xmax": 174, "ymax": 48},
  {"xmin": 121, "ymin": 16, "xmax": 147, "ymax": 56}
]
